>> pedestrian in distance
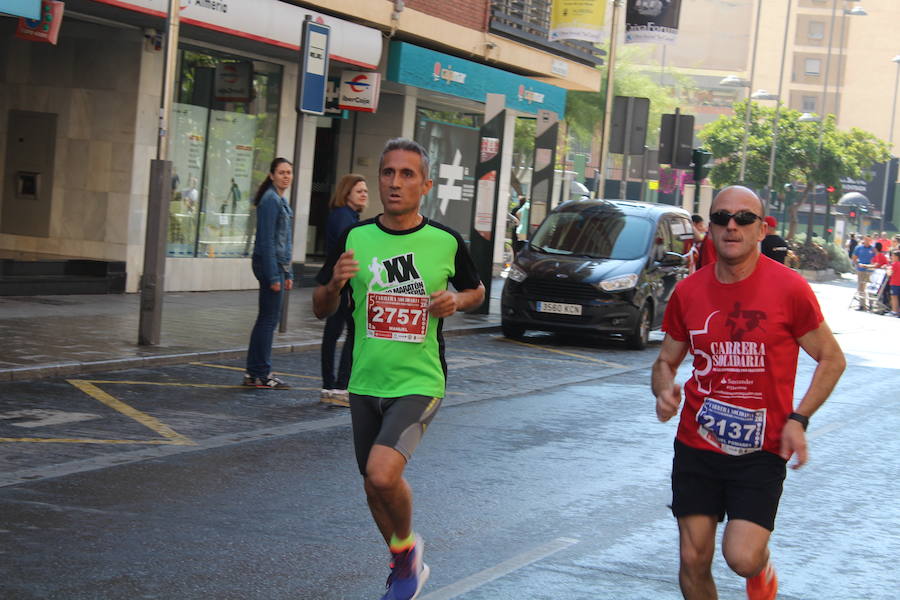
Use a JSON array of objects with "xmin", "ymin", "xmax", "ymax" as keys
[
  {"xmin": 871, "ymin": 242, "xmax": 889, "ymax": 268},
  {"xmin": 875, "ymin": 231, "xmax": 892, "ymax": 257},
  {"xmin": 851, "ymin": 235, "xmax": 877, "ymax": 311},
  {"xmin": 889, "ymin": 250, "xmax": 900, "ymax": 316},
  {"xmin": 870, "ymin": 242, "xmax": 891, "ymax": 311},
  {"xmin": 313, "ymin": 138, "xmax": 485, "ymax": 600},
  {"xmin": 691, "ymin": 213, "xmax": 717, "ymax": 269},
  {"xmin": 691, "ymin": 213, "xmax": 707, "ymax": 240},
  {"xmin": 651, "ymin": 185, "xmax": 845, "ymax": 600},
  {"xmin": 320, "ymin": 173, "xmax": 369, "ymax": 407},
  {"xmin": 243, "ymin": 157, "xmax": 294, "ymax": 390},
  {"xmin": 846, "ymin": 232, "xmax": 858, "ymax": 258},
  {"xmin": 760, "ymin": 216, "xmax": 788, "ymax": 264}
]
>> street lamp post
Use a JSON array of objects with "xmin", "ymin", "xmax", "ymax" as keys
[
  {"xmin": 834, "ymin": 3, "xmax": 867, "ymax": 120},
  {"xmin": 597, "ymin": 0, "xmax": 624, "ymax": 199},
  {"xmin": 815, "ymin": 0, "xmax": 841, "ymax": 240},
  {"xmin": 799, "ymin": 112, "xmax": 822, "ymax": 238},
  {"xmin": 721, "ymin": 0, "xmax": 763, "ymax": 184},
  {"xmin": 880, "ymin": 55, "xmax": 900, "ymax": 232},
  {"xmin": 760, "ymin": 0, "xmax": 794, "ymax": 214}
]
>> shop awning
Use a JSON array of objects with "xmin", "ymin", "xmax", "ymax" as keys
[
  {"xmin": 387, "ymin": 41, "xmax": 567, "ymax": 118},
  {"xmin": 81, "ymin": 0, "xmax": 381, "ymax": 68}
]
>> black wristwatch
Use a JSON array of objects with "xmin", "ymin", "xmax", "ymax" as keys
[{"xmin": 788, "ymin": 412, "xmax": 809, "ymax": 431}]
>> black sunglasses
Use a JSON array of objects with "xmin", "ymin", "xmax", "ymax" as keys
[{"xmin": 709, "ymin": 210, "xmax": 762, "ymax": 226}]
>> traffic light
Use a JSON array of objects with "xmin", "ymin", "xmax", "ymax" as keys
[
  {"xmin": 691, "ymin": 148, "xmax": 713, "ymax": 182},
  {"xmin": 849, "ymin": 210, "xmax": 857, "ymax": 219}
]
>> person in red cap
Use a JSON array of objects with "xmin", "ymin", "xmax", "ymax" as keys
[{"xmin": 760, "ymin": 216, "xmax": 788, "ymax": 264}]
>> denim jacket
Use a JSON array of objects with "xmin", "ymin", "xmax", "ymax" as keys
[{"xmin": 252, "ymin": 187, "xmax": 293, "ymax": 286}]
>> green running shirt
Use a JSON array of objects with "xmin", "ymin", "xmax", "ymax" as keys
[{"xmin": 316, "ymin": 216, "xmax": 482, "ymax": 398}]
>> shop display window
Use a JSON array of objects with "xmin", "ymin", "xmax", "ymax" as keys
[{"xmin": 167, "ymin": 47, "xmax": 282, "ymax": 258}]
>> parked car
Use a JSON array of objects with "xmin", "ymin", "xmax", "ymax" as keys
[{"xmin": 501, "ymin": 199, "xmax": 694, "ymax": 349}]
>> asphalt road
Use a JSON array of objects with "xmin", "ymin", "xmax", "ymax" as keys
[{"xmin": 1, "ymin": 277, "xmax": 898, "ymax": 599}]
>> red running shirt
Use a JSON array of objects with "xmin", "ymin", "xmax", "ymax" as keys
[
  {"xmin": 663, "ymin": 256, "xmax": 823, "ymax": 457},
  {"xmin": 890, "ymin": 261, "xmax": 900, "ymax": 286}
]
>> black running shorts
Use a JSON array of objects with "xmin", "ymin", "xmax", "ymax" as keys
[
  {"xmin": 671, "ymin": 439, "xmax": 787, "ymax": 531},
  {"xmin": 349, "ymin": 394, "xmax": 442, "ymax": 475}
]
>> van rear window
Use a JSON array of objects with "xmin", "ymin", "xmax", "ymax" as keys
[{"xmin": 530, "ymin": 212, "xmax": 653, "ymax": 260}]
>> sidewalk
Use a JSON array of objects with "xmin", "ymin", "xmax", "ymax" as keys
[{"xmin": 0, "ymin": 281, "xmax": 503, "ymax": 382}]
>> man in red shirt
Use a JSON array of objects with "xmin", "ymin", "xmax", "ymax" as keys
[
  {"xmin": 875, "ymin": 232, "xmax": 892, "ymax": 256},
  {"xmin": 651, "ymin": 186, "xmax": 845, "ymax": 600},
  {"xmin": 889, "ymin": 250, "xmax": 900, "ymax": 316}
]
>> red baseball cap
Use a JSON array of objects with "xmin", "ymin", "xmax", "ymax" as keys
[{"xmin": 764, "ymin": 216, "xmax": 777, "ymax": 228}]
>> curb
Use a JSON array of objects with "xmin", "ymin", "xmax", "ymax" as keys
[{"xmin": 0, "ymin": 323, "xmax": 502, "ymax": 383}]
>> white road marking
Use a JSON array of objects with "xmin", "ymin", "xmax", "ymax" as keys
[
  {"xmin": 418, "ymin": 537, "xmax": 579, "ymax": 600},
  {"xmin": 0, "ymin": 410, "xmax": 100, "ymax": 428}
]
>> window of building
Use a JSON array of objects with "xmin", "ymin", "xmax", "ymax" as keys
[
  {"xmin": 808, "ymin": 21, "xmax": 825, "ymax": 40},
  {"xmin": 166, "ymin": 47, "xmax": 282, "ymax": 258},
  {"xmin": 802, "ymin": 96, "xmax": 818, "ymax": 112},
  {"xmin": 805, "ymin": 58, "xmax": 821, "ymax": 75}
]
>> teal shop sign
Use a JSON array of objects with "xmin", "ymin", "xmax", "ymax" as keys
[{"xmin": 387, "ymin": 41, "xmax": 566, "ymax": 118}]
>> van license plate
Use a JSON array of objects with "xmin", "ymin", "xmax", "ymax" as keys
[{"xmin": 536, "ymin": 301, "xmax": 582, "ymax": 315}]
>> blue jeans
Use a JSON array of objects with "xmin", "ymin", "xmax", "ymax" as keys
[
  {"xmin": 246, "ymin": 263, "xmax": 285, "ymax": 378},
  {"xmin": 320, "ymin": 288, "xmax": 353, "ymax": 389}
]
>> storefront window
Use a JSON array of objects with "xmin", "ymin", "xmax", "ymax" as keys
[{"xmin": 167, "ymin": 48, "xmax": 282, "ymax": 257}]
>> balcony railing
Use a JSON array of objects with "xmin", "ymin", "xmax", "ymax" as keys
[{"xmin": 490, "ymin": 0, "xmax": 605, "ymax": 67}]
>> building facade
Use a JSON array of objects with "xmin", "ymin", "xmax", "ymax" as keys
[{"xmin": 0, "ymin": 0, "xmax": 602, "ymax": 293}]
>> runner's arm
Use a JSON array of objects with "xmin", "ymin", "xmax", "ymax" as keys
[
  {"xmin": 313, "ymin": 250, "xmax": 358, "ymax": 319},
  {"xmin": 780, "ymin": 321, "xmax": 846, "ymax": 467},
  {"xmin": 651, "ymin": 334, "xmax": 689, "ymax": 422},
  {"xmin": 428, "ymin": 283, "xmax": 485, "ymax": 318}
]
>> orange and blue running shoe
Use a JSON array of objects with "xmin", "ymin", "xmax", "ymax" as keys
[{"xmin": 746, "ymin": 561, "xmax": 778, "ymax": 600}]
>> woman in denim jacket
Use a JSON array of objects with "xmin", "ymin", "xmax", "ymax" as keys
[{"xmin": 243, "ymin": 157, "xmax": 294, "ymax": 389}]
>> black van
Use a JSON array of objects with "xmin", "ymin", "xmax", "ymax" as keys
[{"xmin": 501, "ymin": 199, "xmax": 694, "ymax": 349}]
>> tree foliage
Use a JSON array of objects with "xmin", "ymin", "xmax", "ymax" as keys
[
  {"xmin": 699, "ymin": 101, "xmax": 890, "ymax": 238},
  {"xmin": 564, "ymin": 45, "xmax": 686, "ymax": 154}
]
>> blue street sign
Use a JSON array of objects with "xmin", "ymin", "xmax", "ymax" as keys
[{"xmin": 298, "ymin": 18, "xmax": 330, "ymax": 115}]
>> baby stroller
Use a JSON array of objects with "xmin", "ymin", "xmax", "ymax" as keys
[{"xmin": 849, "ymin": 269, "xmax": 891, "ymax": 314}]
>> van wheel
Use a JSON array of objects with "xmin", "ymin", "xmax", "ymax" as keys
[
  {"xmin": 626, "ymin": 304, "xmax": 651, "ymax": 350},
  {"xmin": 501, "ymin": 320, "xmax": 525, "ymax": 339}
]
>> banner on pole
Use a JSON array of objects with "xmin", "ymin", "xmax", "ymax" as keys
[
  {"xmin": 549, "ymin": 0, "xmax": 606, "ymax": 43},
  {"xmin": 625, "ymin": 0, "xmax": 682, "ymax": 45}
]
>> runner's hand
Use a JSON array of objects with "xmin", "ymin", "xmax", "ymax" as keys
[
  {"xmin": 427, "ymin": 290, "xmax": 458, "ymax": 318},
  {"xmin": 655, "ymin": 383, "xmax": 682, "ymax": 422},
  {"xmin": 329, "ymin": 250, "xmax": 359, "ymax": 292},
  {"xmin": 780, "ymin": 419, "xmax": 808, "ymax": 469}
]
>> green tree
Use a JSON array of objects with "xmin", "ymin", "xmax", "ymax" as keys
[
  {"xmin": 699, "ymin": 101, "xmax": 890, "ymax": 239},
  {"xmin": 562, "ymin": 45, "xmax": 686, "ymax": 167}
]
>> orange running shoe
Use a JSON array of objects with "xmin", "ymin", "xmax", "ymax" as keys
[{"xmin": 746, "ymin": 562, "xmax": 778, "ymax": 600}]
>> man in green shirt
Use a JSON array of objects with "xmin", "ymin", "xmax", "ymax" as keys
[{"xmin": 314, "ymin": 138, "xmax": 484, "ymax": 600}]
